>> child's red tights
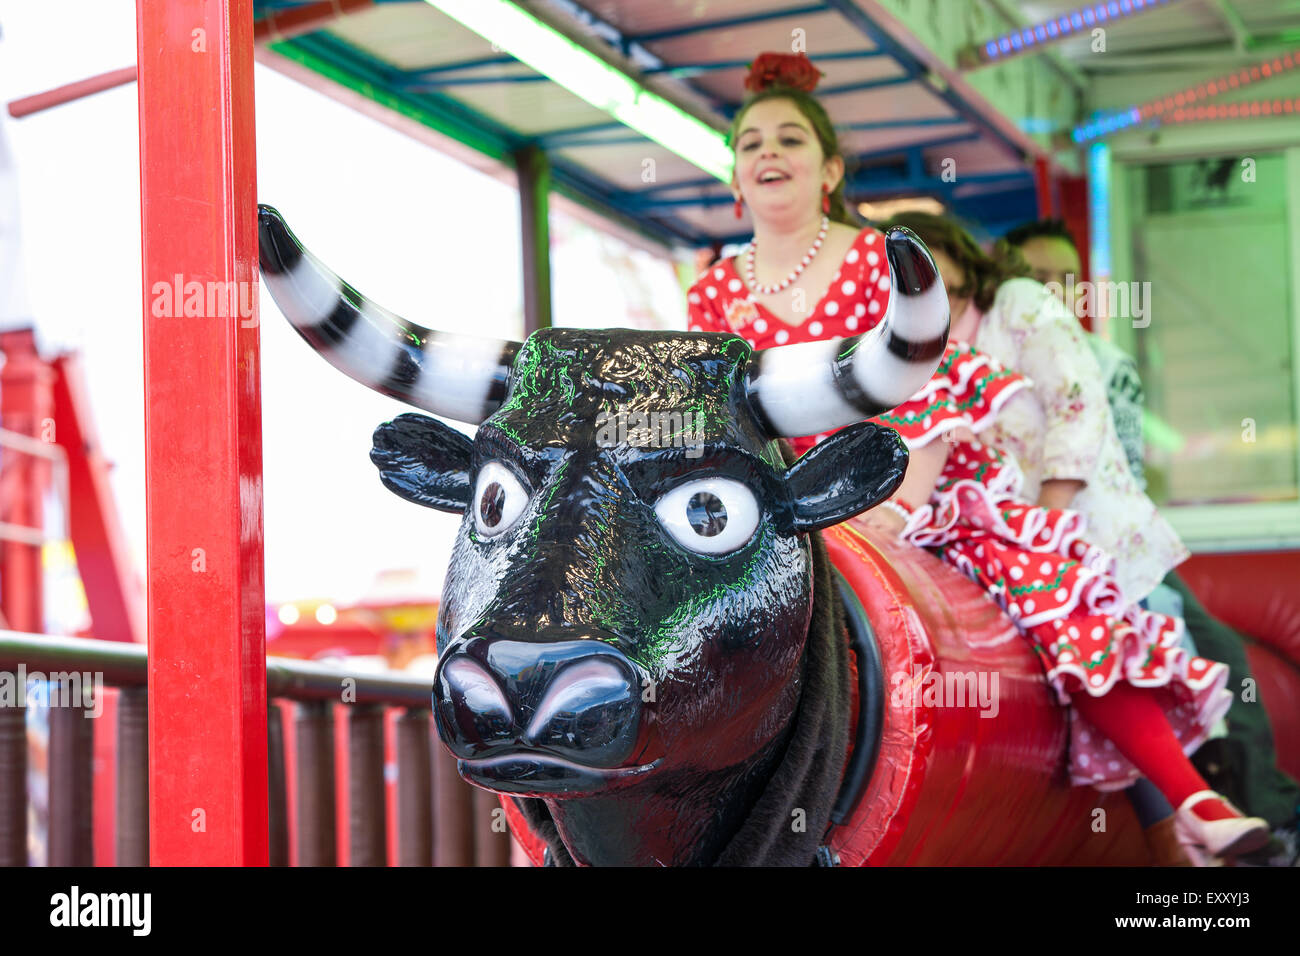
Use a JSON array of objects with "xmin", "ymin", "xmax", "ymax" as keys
[{"xmin": 1070, "ymin": 682, "xmax": 1234, "ymax": 821}]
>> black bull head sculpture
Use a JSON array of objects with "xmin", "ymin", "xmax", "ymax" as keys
[{"xmin": 258, "ymin": 205, "xmax": 950, "ymax": 865}]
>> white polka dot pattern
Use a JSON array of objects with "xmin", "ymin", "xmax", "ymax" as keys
[{"xmin": 682, "ymin": 227, "xmax": 892, "ymax": 362}]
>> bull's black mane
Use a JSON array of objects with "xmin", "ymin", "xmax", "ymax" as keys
[{"xmin": 496, "ymin": 329, "xmax": 753, "ymax": 428}]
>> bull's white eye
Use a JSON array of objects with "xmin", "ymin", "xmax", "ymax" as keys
[
  {"xmin": 654, "ymin": 477, "xmax": 760, "ymax": 555},
  {"xmin": 473, "ymin": 461, "xmax": 530, "ymax": 538}
]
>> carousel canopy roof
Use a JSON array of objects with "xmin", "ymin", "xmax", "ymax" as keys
[{"xmin": 252, "ymin": 0, "xmax": 1298, "ymax": 248}]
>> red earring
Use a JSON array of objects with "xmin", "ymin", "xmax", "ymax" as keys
[
  {"xmin": 734, "ymin": 195, "xmax": 744, "ymax": 219},
  {"xmin": 822, "ymin": 184, "xmax": 831, "ymax": 215}
]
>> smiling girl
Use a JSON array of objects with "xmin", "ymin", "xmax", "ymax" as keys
[{"xmin": 686, "ymin": 54, "xmax": 892, "ymax": 426}]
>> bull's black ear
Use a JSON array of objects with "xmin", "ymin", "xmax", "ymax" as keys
[
  {"xmin": 370, "ymin": 413, "xmax": 474, "ymax": 513},
  {"xmin": 781, "ymin": 421, "xmax": 908, "ymax": 533}
]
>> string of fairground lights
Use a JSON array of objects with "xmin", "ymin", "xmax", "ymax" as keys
[
  {"xmin": 977, "ymin": 0, "xmax": 1180, "ymax": 64},
  {"xmin": 1073, "ymin": 50, "xmax": 1299, "ymax": 142},
  {"xmin": 1162, "ymin": 97, "xmax": 1300, "ymax": 125}
]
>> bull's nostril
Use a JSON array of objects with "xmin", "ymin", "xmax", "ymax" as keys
[
  {"xmin": 440, "ymin": 656, "xmax": 514, "ymax": 748},
  {"xmin": 445, "ymin": 657, "xmax": 511, "ymax": 717},
  {"xmin": 524, "ymin": 657, "xmax": 639, "ymax": 767},
  {"xmin": 526, "ymin": 659, "xmax": 632, "ymax": 735}
]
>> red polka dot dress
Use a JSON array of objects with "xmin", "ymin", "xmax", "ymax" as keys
[
  {"xmin": 686, "ymin": 227, "xmax": 891, "ymax": 456},
  {"xmin": 879, "ymin": 344, "xmax": 1232, "ymax": 791}
]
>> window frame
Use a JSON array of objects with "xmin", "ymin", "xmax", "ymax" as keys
[{"xmin": 1105, "ymin": 143, "xmax": 1300, "ymax": 553}]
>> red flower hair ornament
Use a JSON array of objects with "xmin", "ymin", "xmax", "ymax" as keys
[{"xmin": 743, "ymin": 52, "xmax": 824, "ymax": 93}]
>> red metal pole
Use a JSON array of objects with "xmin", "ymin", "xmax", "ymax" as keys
[
  {"xmin": 1032, "ymin": 156, "xmax": 1057, "ymax": 220},
  {"xmin": 0, "ymin": 329, "xmax": 53, "ymax": 636},
  {"xmin": 396, "ymin": 709, "xmax": 432, "ymax": 866},
  {"xmin": 6, "ymin": 67, "xmax": 138, "ymax": 119},
  {"xmin": 295, "ymin": 701, "xmax": 337, "ymax": 867},
  {"xmin": 117, "ymin": 687, "xmax": 150, "ymax": 866},
  {"xmin": 48, "ymin": 681, "xmax": 94, "ymax": 866},
  {"xmin": 52, "ymin": 356, "xmax": 145, "ymax": 644},
  {"xmin": 1059, "ymin": 175, "xmax": 1092, "ymax": 284},
  {"xmin": 0, "ymin": 326, "xmax": 51, "ymax": 868},
  {"xmin": 137, "ymin": 0, "xmax": 267, "ymax": 866},
  {"xmin": 348, "ymin": 706, "xmax": 387, "ymax": 866}
]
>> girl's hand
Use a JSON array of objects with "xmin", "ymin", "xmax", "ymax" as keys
[
  {"xmin": 862, "ymin": 505, "xmax": 908, "ymax": 538},
  {"xmin": 1036, "ymin": 478, "xmax": 1085, "ymax": 510}
]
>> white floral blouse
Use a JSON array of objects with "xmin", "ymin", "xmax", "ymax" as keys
[{"xmin": 970, "ymin": 278, "xmax": 1188, "ymax": 602}]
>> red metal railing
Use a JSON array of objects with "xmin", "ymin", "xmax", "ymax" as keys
[{"xmin": 0, "ymin": 631, "xmax": 507, "ymax": 867}]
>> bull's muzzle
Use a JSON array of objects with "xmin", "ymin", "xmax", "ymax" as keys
[{"xmin": 434, "ymin": 637, "xmax": 654, "ymax": 793}]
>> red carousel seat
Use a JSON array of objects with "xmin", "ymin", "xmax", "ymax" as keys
[
  {"xmin": 1177, "ymin": 551, "xmax": 1300, "ymax": 780},
  {"xmin": 825, "ymin": 518, "xmax": 1148, "ymax": 866}
]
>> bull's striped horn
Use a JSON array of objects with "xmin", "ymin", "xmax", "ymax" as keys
[
  {"xmin": 744, "ymin": 227, "xmax": 949, "ymax": 438},
  {"xmin": 257, "ymin": 204, "xmax": 518, "ymax": 424}
]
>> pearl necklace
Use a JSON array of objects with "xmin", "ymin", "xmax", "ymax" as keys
[{"xmin": 744, "ymin": 216, "xmax": 830, "ymax": 295}]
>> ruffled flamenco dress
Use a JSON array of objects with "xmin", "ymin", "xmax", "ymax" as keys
[{"xmin": 871, "ymin": 342, "xmax": 1232, "ymax": 791}]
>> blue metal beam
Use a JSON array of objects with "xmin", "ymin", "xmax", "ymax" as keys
[
  {"xmin": 818, "ymin": 75, "xmax": 915, "ymax": 96},
  {"xmin": 402, "ymin": 75, "xmax": 552, "ymax": 89},
  {"xmin": 549, "ymin": 135, "xmax": 655, "ymax": 148},
  {"xmin": 633, "ymin": 176, "xmax": 727, "ymax": 196},
  {"xmin": 905, "ymin": 146, "xmax": 924, "ymax": 180},
  {"xmin": 851, "ymin": 131, "xmax": 980, "ymax": 163},
  {"xmin": 841, "ymin": 117, "xmax": 967, "ymax": 130},
  {"xmin": 643, "ymin": 50, "xmax": 891, "ymax": 77},
  {"xmin": 392, "ymin": 55, "xmax": 519, "ymax": 79},
  {"xmin": 628, "ymin": 4, "xmax": 834, "ymax": 44},
  {"xmin": 541, "ymin": 120, "xmax": 626, "ymax": 142},
  {"xmin": 821, "ymin": 0, "xmax": 1028, "ymax": 161},
  {"xmin": 852, "ymin": 169, "xmax": 1031, "ymax": 196}
]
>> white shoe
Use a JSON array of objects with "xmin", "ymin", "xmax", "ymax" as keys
[{"xmin": 1174, "ymin": 790, "xmax": 1271, "ymax": 862}]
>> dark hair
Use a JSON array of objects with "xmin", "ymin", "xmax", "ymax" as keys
[
  {"xmin": 728, "ymin": 86, "xmax": 858, "ymax": 227},
  {"xmin": 1002, "ymin": 218, "xmax": 1078, "ymax": 251},
  {"xmin": 878, "ymin": 212, "xmax": 1027, "ymax": 312}
]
